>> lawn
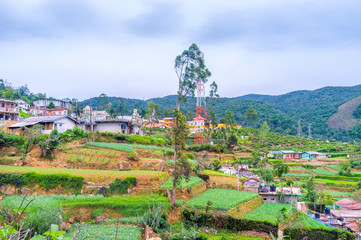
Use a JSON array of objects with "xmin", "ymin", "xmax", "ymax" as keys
[
  {"xmin": 86, "ymin": 142, "xmax": 170, "ymax": 152},
  {"xmin": 185, "ymin": 189, "xmax": 259, "ymax": 211},
  {"xmin": 161, "ymin": 176, "xmax": 203, "ymax": 189},
  {"xmin": 0, "ymin": 165, "xmax": 165, "ymax": 182},
  {"xmin": 310, "ymin": 168, "xmax": 339, "ymax": 176},
  {"xmin": 241, "ymin": 203, "xmax": 293, "ymax": 225}
]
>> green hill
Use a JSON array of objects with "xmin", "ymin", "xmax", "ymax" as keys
[{"xmin": 79, "ymin": 85, "xmax": 361, "ymax": 142}]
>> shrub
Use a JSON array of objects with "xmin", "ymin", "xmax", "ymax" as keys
[
  {"xmin": 141, "ymin": 204, "xmax": 168, "ymax": 233},
  {"xmin": 109, "ymin": 177, "xmax": 137, "ymax": 194},
  {"xmin": 197, "ymin": 174, "xmax": 210, "ymax": 182},
  {"xmin": 128, "ymin": 152, "xmax": 138, "ymax": 161},
  {"xmin": 91, "ymin": 208, "xmax": 104, "ymax": 220}
]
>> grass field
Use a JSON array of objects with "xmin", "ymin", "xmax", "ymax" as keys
[
  {"xmin": 185, "ymin": 189, "xmax": 259, "ymax": 211},
  {"xmin": 0, "ymin": 165, "xmax": 165, "ymax": 182},
  {"xmin": 241, "ymin": 203, "xmax": 293, "ymax": 225},
  {"xmin": 86, "ymin": 142, "xmax": 170, "ymax": 152},
  {"xmin": 310, "ymin": 168, "xmax": 339, "ymax": 176},
  {"xmin": 161, "ymin": 176, "xmax": 203, "ymax": 189}
]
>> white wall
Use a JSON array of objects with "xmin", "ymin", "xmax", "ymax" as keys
[
  {"xmin": 94, "ymin": 122, "xmax": 128, "ymax": 133},
  {"xmin": 53, "ymin": 118, "xmax": 76, "ymax": 133}
]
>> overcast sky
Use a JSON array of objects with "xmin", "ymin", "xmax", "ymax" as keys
[{"xmin": 1, "ymin": 0, "xmax": 361, "ymax": 100}]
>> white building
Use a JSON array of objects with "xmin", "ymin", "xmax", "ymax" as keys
[
  {"xmin": 34, "ymin": 99, "xmax": 71, "ymax": 110},
  {"xmin": 8, "ymin": 115, "xmax": 77, "ymax": 134}
]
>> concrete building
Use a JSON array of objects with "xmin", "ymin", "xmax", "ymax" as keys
[
  {"xmin": 0, "ymin": 99, "xmax": 19, "ymax": 120},
  {"xmin": 29, "ymin": 107, "xmax": 68, "ymax": 116},
  {"xmin": 243, "ymin": 177, "xmax": 266, "ymax": 193},
  {"xmin": 7, "ymin": 115, "xmax": 77, "ymax": 134},
  {"xmin": 34, "ymin": 99, "xmax": 71, "ymax": 110},
  {"xmin": 259, "ymin": 187, "xmax": 300, "ymax": 205}
]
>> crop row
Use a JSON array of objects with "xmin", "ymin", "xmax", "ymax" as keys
[
  {"xmin": 86, "ymin": 142, "xmax": 170, "ymax": 153},
  {"xmin": 0, "ymin": 165, "xmax": 164, "ymax": 182},
  {"xmin": 241, "ymin": 203, "xmax": 293, "ymax": 225},
  {"xmin": 185, "ymin": 189, "xmax": 259, "ymax": 211}
]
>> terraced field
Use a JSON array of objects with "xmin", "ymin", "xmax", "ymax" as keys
[
  {"xmin": 185, "ymin": 189, "xmax": 259, "ymax": 211},
  {"xmin": 241, "ymin": 203, "xmax": 293, "ymax": 225},
  {"xmin": 0, "ymin": 165, "xmax": 166, "ymax": 183},
  {"xmin": 161, "ymin": 176, "xmax": 203, "ymax": 189}
]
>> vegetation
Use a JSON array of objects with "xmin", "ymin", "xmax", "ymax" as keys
[
  {"xmin": 241, "ymin": 203, "xmax": 293, "ymax": 225},
  {"xmin": 161, "ymin": 176, "xmax": 203, "ymax": 190},
  {"xmin": 185, "ymin": 189, "xmax": 259, "ymax": 211},
  {"xmin": 85, "ymin": 142, "xmax": 169, "ymax": 152}
]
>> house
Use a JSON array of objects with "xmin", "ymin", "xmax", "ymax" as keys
[
  {"xmin": 267, "ymin": 151, "xmax": 284, "ymax": 159},
  {"xmin": 259, "ymin": 187, "xmax": 301, "ymax": 205},
  {"xmin": 94, "ymin": 111, "xmax": 110, "ymax": 121},
  {"xmin": 162, "ymin": 117, "xmax": 174, "ymax": 127},
  {"xmin": 302, "ymin": 151, "xmax": 329, "ymax": 159},
  {"xmin": 243, "ymin": 177, "xmax": 266, "ymax": 193},
  {"xmin": 7, "ymin": 115, "xmax": 77, "ymax": 134},
  {"xmin": 187, "ymin": 115, "xmax": 206, "ymax": 127},
  {"xmin": 29, "ymin": 107, "xmax": 68, "ymax": 116},
  {"xmin": 16, "ymin": 100, "xmax": 31, "ymax": 111},
  {"xmin": 34, "ymin": 99, "xmax": 72, "ymax": 110},
  {"xmin": 282, "ymin": 150, "xmax": 302, "ymax": 159},
  {"xmin": 0, "ymin": 99, "xmax": 19, "ymax": 120}
]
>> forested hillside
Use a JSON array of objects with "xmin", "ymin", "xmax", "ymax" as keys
[{"xmin": 80, "ymin": 85, "xmax": 361, "ymax": 142}]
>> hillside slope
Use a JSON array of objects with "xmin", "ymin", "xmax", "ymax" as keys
[
  {"xmin": 79, "ymin": 84, "xmax": 361, "ymax": 141},
  {"xmin": 327, "ymin": 95, "xmax": 361, "ymax": 130}
]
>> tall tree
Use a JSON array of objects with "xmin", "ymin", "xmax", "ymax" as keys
[
  {"xmin": 224, "ymin": 109, "xmax": 236, "ymax": 127},
  {"xmin": 187, "ymin": 111, "xmax": 194, "ymax": 121},
  {"xmin": 169, "ymin": 43, "xmax": 214, "ymax": 208},
  {"xmin": 163, "ymin": 108, "xmax": 170, "ymax": 118},
  {"xmin": 245, "ymin": 105, "xmax": 257, "ymax": 127}
]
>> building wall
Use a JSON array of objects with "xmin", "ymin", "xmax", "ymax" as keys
[
  {"xmin": 261, "ymin": 194, "xmax": 298, "ymax": 205},
  {"xmin": 94, "ymin": 122, "xmax": 128, "ymax": 134}
]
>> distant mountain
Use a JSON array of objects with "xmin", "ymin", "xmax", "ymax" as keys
[{"xmin": 79, "ymin": 84, "xmax": 361, "ymax": 142}]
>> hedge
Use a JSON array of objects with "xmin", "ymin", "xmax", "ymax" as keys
[
  {"xmin": 284, "ymin": 227, "xmax": 356, "ymax": 240},
  {"xmin": 0, "ymin": 172, "xmax": 85, "ymax": 192},
  {"xmin": 182, "ymin": 208, "xmax": 278, "ymax": 237}
]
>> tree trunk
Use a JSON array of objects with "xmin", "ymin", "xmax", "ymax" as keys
[{"xmin": 171, "ymin": 102, "xmax": 181, "ymax": 209}]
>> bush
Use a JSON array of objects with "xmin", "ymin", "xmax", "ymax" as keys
[
  {"xmin": 284, "ymin": 227, "xmax": 356, "ymax": 240},
  {"xmin": 141, "ymin": 204, "xmax": 168, "ymax": 233},
  {"xmin": 128, "ymin": 152, "xmax": 138, "ymax": 161},
  {"xmin": 91, "ymin": 208, "xmax": 104, "ymax": 220},
  {"xmin": 0, "ymin": 172, "xmax": 85, "ymax": 192},
  {"xmin": 185, "ymin": 152, "xmax": 195, "ymax": 159},
  {"xmin": 109, "ymin": 177, "xmax": 137, "ymax": 194},
  {"xmin": 197, "ymin": 174, "xmax": 210, "ymax": 182}
]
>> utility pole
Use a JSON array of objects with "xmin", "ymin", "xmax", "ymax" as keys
[
  {"xmin": 297, "ymin": 120, "xmax": 302, "ymax": 137},
  {"xmin": 308, "ymin": 123, "xmax": 312, "ymax": 139}
]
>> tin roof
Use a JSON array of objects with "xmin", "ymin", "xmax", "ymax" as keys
[{"xmin": 8, "ymin": 115, "xmax": 77, "ymax": 128}]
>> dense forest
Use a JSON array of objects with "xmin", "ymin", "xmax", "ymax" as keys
[{"xmin": 80, "ymin": 85, "xmax": 361, "ymax": 142}]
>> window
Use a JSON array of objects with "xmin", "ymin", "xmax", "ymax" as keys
[
  {"xmin": 263, "ymin": 198, "xmax": 267, "ymax": 201},
  {"xmin": 54, "ymin": 124, "xmax": 57, "ymax": 129},
  {"xmin": 1, "ymin": 103, "xmax": 4, "ymax": 107},
  {"xmin": 59, "ymin": 124, "xmax": 62, "ymax": 127}
]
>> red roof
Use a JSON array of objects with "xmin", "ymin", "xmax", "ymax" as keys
[
  {"xmin": 243, "ymin": 176, "xmax": 266, "ymax": 184},
  {"xmin": 335, "ymin": 198, "xmax": 361, "ymax": 207}
]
